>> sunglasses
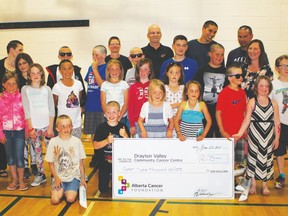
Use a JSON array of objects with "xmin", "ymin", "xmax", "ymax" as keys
[
  {"xmin": 59, "ymin": 52, "xmax": 72, "ymax": 57},
  {"xmin": 130, "ymin": 53, "xmax": 143, "ymax": 58},
  {"xmin": 227, "ymin": 74, "xmax": 244, "ymax": 79}
]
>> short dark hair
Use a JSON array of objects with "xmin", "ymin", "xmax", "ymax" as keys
[
  {"xmin": 108, "ymin": 36, "xmax": 120, "ymax": 45},
  {"xmin": 238, "ymin": 25, "xmax": 253, "ymax": 34},
  {"xmin": 173, "ymin": 35, "xmax": 188, "ymax": 44},
  {"xmin": 58, "ymin": 46, "xmax": 71, "ymax": 55},
  {"xmin": 203, "ymin": 20, "xmax": 218, "ymax": 28},
  {"xmin": 6, "ymin": 40, "xmax": 23, "ymax": 54}
]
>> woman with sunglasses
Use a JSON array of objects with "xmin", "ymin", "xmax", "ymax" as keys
[{"xmin": 241, "ymin": 39, "xmax": 273, "ymax": 100}]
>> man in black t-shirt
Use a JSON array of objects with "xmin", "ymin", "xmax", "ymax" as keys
[{"xmin": 142, "ymin": 24, "xmax": 174, "ymax": 78}]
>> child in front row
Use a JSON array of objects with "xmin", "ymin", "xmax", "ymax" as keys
[
  {"xmin": 138, "ymin": 79, "xmax": 174, "ymax": 138},
  {"xmin": 0, "ymin": 72, "xmax": 27, "ymax": 191},
  {"xmin": 233, "ymin": 75, "xmax": 280, "ymax": 196},
  {"xmin": 93, "ymin": 101, "xmax": 130, "ymax": 193},
  {"xmin": 216, "ymin": 65, "xmax": 247, "ymax": 166},
  {"xmin": 45, "ymin": 115, "xmax": 86, "ymax": 205},
  {"xmin": 175, "ymin": 80, "xmax": 212, "ymax": 141}
]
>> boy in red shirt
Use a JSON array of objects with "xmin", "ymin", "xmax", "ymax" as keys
[{"xmin": 216, "ymin": 64, "xmax": 246, "ymax": 166}]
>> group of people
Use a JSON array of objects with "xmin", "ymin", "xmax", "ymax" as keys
[{"xmin": 0, "ymin": 20, "xmax": 287, "ymax": 204}]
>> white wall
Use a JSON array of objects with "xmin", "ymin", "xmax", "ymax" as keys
[{"xmin": 0, "ymin": 0, "xmax": 288, "ymax": 76}]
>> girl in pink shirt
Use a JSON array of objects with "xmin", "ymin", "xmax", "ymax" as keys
[{"xmin": 0, "ymin": 72, "xmax": 27, "ymax": 191}]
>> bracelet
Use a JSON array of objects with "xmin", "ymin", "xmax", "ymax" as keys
[
  {"xmin": 176, "ymin": 130, "xmax": 181, "ymax": 134},
  {"xmin": 167, "ymin": 128, "xmax": 173, "ymax": 131},
  {"xmin": 28, "ymin": 128, "xmax": 34, "ymax": 132}
]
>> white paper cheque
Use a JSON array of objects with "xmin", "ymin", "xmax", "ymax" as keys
[{"xmin": 112, "ymin": 138, "xmax": 234, "ymax": 199}]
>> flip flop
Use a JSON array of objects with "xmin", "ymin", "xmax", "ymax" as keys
[
  {"xmin": 0, "ymin": 170, "xmax": 8, "ymax": 177},
  {"xmin": 7, "ymin": 183, "xmax": 19, "ymax": 191},
  {"xmin": 19, "ymin": 183, "xmax": 28, "ymax": 191}
]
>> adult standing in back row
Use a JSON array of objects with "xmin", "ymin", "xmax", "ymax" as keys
[
  {"xmin": 226, "ymin": 25, "xmax": 269, "ymax": 67},
  {"xmin": 105, "ymin": 36, "xmax": 132, "ymax": 80},
  {"xmin": 142, "ymin": 24, "xmax": 174, "ymax": 79},
  {"xmin": 186, "ymin": 20, "xmax": 221, "ymax": 68}
]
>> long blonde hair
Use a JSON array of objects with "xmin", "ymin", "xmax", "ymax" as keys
[
  {"xmin": 148, "ymin": 79, "xmax": 166, "ymax": 103},
  {"xmin": 105, "ymin": 59, "xmax": 124, "ymax": 81}
]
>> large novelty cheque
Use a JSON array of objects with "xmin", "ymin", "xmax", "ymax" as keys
[{"xmin": 113, "ymin": 138, "xmax": 234, "ymax": 199}]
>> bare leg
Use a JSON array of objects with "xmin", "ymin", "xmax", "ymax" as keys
[
  {"xmin": 262, "ymin": 182, "xmax": 270, "ymax": 196},
  {"xmin": 7, "ymin": 165, "xmax": 18, "ymax": 189},
  {"xmin": 17, "ymin": 167, "xmax": 27, "ymax": 189},
  {"xmin": 249, "ymin": 178, "xmax": 257, "ymax": 194},
  {"xmin": 65, "ymin": 190, "xmax": 78, "ymax": 203},
  {"xmin": 51, "ymin": 188, "xmax": 64, "ymax": 205},
  {"xmin": 276, "ymin": 156, "xmax": 285, "ymax": 174}
]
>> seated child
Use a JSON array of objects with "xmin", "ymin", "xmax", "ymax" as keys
[
  {"xmin": 45, "ymin": 115, "xmax": 87, "ymax": 204},
  {"xmin": 93, "ymin": 101, "xmax": 130, "ymax": 193}
]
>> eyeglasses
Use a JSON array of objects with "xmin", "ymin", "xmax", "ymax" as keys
[
  {"xmin": 227, "ymin": 74, "xmax": 244, "ymax": 79},
  {"xmin": 148, "ymin": 32, "xmax": 161, "ymax": 35},
  {"xmin": 18, "ymin": 61, "xmax": 28, "ymax": 67},
  {"xmin": 278, "ymin": 64, "xmax": 288, "ymax": 70},
  {"xmin": 59, "ymin": 52, "xmax": 72, "ymax": 57},
  {"xmin": 109, "ymin": 43, "xmax": 120, "ymax": 46},
  {"xmin": 130, "ymin": 53, "xmax": 143, "ymax": 58}
]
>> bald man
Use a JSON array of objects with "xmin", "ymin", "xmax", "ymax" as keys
[{"xmin": 141, "ymin": 24, "xmax": 173, "ymax": 78}]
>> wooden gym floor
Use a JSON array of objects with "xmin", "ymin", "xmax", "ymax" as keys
[{"xmin": 0, "ymin": 135, "xmax": 288, "ymax": 216}]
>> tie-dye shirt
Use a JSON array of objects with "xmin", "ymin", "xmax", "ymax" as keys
[{"xmin": 0, "ymin": 90, "xmax": 26, "ymax": 139}]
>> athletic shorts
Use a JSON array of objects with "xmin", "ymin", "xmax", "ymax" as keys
[
  {"xmin": 84, "ymin": 112, "xmax": 104, "ymax": 134},
  {"xmin": 274, "ymin": 123, "xmax": 288, "ymax": 156}
]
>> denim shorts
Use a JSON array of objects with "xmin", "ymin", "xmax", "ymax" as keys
[
  {"xmin": 4, "ymin": 129, "xmax": 25, "ymax": 168},
  {"xmin": 53, "ymin": 178, "xmax": 80, "ymax": 192}
]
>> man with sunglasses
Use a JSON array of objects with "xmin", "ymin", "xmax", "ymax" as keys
[
  {"xmin": 141, "ymin": 24, "xmax": 173, "ymax": 78},
  {"xmin": 125, "ymin": 47, "xmax": 145, "ymax": 86}
]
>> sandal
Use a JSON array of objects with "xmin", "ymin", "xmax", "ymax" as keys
[
  {"xmin": 0, "ymin": 170, "xmax": 8, "ymax": 177},
  {"xmin": 7, "ymin": 183, "xmax": 19, "ymax": 191},
  {"xmin": 19, "ymin": 183, "xmax": 28, "ymax": 191}
]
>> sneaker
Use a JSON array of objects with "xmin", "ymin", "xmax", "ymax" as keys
[
  {"xmin": 31, "ymin": 174, "xmax": 46, "ymax": 187},
  {"xmin": 24, "ymin": 168, "xmax": 31, "ymax": 179},
  {"xmin": 275, "ymin": 175, "xmax": 285, "ymax": 189},
  {"xmin": 31, "ymin": 164, "xmax": 38, "ymax": 176}
]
